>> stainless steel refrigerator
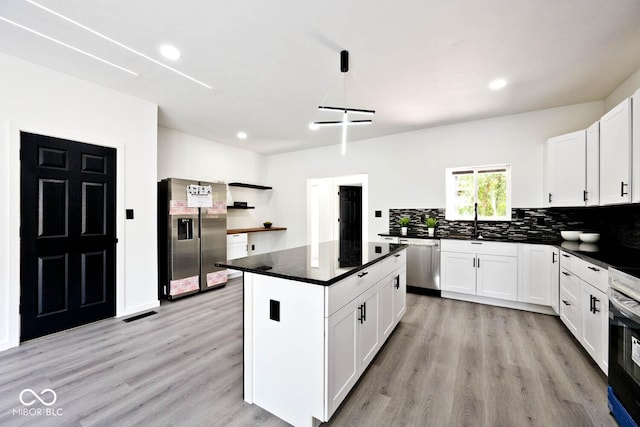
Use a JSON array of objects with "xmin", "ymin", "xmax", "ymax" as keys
[{"xmin": 158, "ymin": 178, "xmax": 227, "ymax": 300}]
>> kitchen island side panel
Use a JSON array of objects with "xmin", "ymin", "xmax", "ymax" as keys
[{"xmin": 245, "ymin": 272, "xmax": 325, "ymax": 426}]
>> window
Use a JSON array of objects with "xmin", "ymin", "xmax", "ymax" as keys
[{"xmin": 445, "ymin": 164, "xmax": 511, "ymax": 221}]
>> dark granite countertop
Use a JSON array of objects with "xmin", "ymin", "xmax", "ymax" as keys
[
  {"xmin": 378, "ymin": 233, "xmax": 640, "ymax": 270},
  {"xmin": 215, "ymin": 241, "xmax": 408, "ymax": 286}
]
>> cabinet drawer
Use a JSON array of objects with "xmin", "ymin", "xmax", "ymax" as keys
[
  {"xmin": 326, "ymin": 262, "xmax": 384, "ymax": 317},
  {"xmin": 384, "ymin": 249, "xmax": 406, "ymax": 269},
  {"xmin": 559, "ymin": 287, "xmax": 580, "ymax": 338},
  {"xmin": 227, "ymin": 233, "xmax": 248, "ymax": 244},
  {"xmin": 576, "ymin": 259, "xmax": 608, "ymax": 293},
  {"xmin": 380, "ymin": 236, "xmax": 400, "ymax": 244},
  {"xmin": 559, "ymin": 267, "xmax": 580, "ymax": 299},
  {"xmin": 440, "ymin": 239, "xmax": 517, "ymax": 256},
  {"xmin": 559, "ymin": 250, "xmax": 579, "ymax": 273}
]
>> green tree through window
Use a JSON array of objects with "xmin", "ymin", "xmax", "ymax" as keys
[{"xmin": 446, "ymin": 165, "xmax": 511, "ymax": 220}]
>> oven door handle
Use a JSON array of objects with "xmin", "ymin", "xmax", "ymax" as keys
[{"xmin": 609, "ymin": 291, "xmax": 640, "ymax": 323}]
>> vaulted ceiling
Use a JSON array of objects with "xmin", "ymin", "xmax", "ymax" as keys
[{"xmin": 2, "ymin": 0, "xmax": 640, "ymax": 154}]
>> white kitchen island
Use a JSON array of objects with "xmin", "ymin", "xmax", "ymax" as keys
[{"xmin": 216, "ymin": 241, "xmax": 407, "ymax": 427}]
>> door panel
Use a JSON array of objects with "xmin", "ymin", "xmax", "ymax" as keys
[
  {"xmin": 339, "ymin": 186, "xmax": 362, "ymax": 268},
  {"xmin": 21, "ymin": 131, "xmax": 116, "ymax": 341}
]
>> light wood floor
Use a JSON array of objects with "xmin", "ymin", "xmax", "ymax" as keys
[{"xmin": 0, "ymin": 279, "xmax": 615, "ymax": 427}]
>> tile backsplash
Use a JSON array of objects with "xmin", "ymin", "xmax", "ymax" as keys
[{"xmin": 389, "ymin": 204, "xmax": 640, "ymax": 248}]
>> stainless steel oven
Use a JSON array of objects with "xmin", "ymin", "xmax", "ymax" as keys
[{"xmin": 608, "ymin": 267, "xmax": 640, "ymax": 427}]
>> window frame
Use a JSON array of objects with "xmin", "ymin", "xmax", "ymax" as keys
[{"xmin": 445, "ymin": 164, "xmax": 512, "ymax": 221}]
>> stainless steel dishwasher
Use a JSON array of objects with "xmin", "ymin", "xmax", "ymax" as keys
[{"xmin": 399, "ymin": 238, "xmax": 440, "ymax": 296}]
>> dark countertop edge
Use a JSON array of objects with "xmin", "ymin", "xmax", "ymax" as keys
[
  {"xmin": 378, "ymin": 233, "xmax": 560, "ymax": 245},
  {"xmin": 215, "ymin": 244, "xmax": 409, "ymax": 286},
  {"xmin": 556, "ymin": 247, "xmax": 611, "ymax": 269},
  {"xmin": 378, "ymin": 234, "xmax": 632, "ymax": 270}
]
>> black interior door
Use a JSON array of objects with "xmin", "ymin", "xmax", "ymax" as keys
[
  {"xmin": 339, "ymin": 186, "xmax": 363, "ymax": 268},
  {"xmin": 20, "ymin": 132, "xmax": 116, "ymax": 341}
]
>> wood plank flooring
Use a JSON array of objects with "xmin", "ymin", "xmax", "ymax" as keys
[{"xmin": 0, "ymin": 279, "xmax": 615, "ymax": 426}]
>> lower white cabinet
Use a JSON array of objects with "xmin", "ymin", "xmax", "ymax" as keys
[
  {"xmin": 476, "ymin": 254, "xmax": 518, "ymax": 301},
  {"xmin": 441, "ymin": 251, "xmax": 477, "ymax": 294},
  {"xmin": 580, "ymin": 282, "xmax": 608, "ymax": 373},
  {"xmin": 244, "ymin": 249, "xmax": 407, "ymax": 427},
  {"xmin": 441, "ymin": 240, "xmax": 518, "ymax": 300},
  {"xmin": 560, "ymin": 268, "xmax": 581, "ymax": 337},
  {"xmin": 519, "ymin": 244, "xmax": 559, "ymax": 310},
  {"xmin": 227, "ymin": 233, "xmax": 248, "ymax": 278},
  {"xmin": 393, "ymin": 269, "xmax": 407, "ymax": 322},
  {"xmin": 559, "ymin": 250, "xmax": 608, "ymax": 374},
  {"xmin": 327, "ymin": 265, "xmax": 405, "ymax": 417},
  {"xmin": 326, "ymin": 299, "xmax": 358, "ymax": 415}
]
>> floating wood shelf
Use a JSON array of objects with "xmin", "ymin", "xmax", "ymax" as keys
[
  {"xmin": 228, "ymin": 182, "xmax": 272, "ymax": 190},
  {"xmin": 227, "ymin": 227, "xmax": 287, "ymax": 234}
]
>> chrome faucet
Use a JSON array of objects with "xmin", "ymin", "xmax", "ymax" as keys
[{"xmin": 473, "ymin": 202, "xmax": 479, "ymax": 238}]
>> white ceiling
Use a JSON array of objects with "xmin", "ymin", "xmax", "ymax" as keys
[{"xmin": 1, "ymin": 0, "xmax": 640, "ymax": 155}]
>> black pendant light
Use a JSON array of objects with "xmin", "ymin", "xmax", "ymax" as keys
[{"xmin": 311, "ymin": 50, "xmax": 375, "ymax": 155}]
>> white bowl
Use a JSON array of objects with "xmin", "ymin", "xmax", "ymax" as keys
[
  {"xmin": 561, "ymin": 230, "xmax": 583, "ymax": 241},
  {"xmin": 579, "ymin": 233, "xmax": 600, "ymax": 243}
]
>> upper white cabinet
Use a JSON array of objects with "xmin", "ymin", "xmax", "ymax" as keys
[
  {"xmin": 600, "ymin": 97, "xmax": 632, "ymax": 205},
  {"xmin": 585, "ymin": 121, "xmax": 600, "ymax": 206},
  {"xmin": 547, "ymin": 130, "xmax": 586, "ymax": 207}
]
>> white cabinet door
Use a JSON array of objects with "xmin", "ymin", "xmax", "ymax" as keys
[
  {"xmin": 378, "ymin": 275, "xmax": 395, "ymax": 343},
  {"xmin": 476, "ymin": 254, "xmax": 518, "ymax": 301},
  {"xmin": 633, "ymin": 91, "xmax": 640, "ymax": 203},
  {"xmin": 357, "ymin": 284, "xmax": 380, "ymax": 372},
  {"xmin": 598, "ymin": 288, "xmax": 609, "ymax": 373},
  {"xmin": 550, "ymin": 248, "xmax": 560, "ymax": 314},
  {"xmin": 580, "ymin": 283, "xmax": 608, "ymax": 374},
  {"xmin": 586, "ymin": 121, "xmax": 600, "ymax": 206},
  {"xmin": 547, "ymin": 130, "xmax": 586, "ymax": 207},
  {"xmin": 441, "ymin": 251, "xmax": 476, "ymax": 294},
  {"xmin": 393, "ymin": 269, "xmax": 406, "ymax": 323},
  {"xmin": 326, "ymin": 300, "xmax": 358, "ymax": 417},
  {"xmin": 600, "ymin": 97, "xmax": 632, "ymax": 205},
  {"xmin": 519, "ymin": 245, "xmax": 552, "ymax": 306}
]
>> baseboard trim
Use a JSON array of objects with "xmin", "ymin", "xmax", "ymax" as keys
[
  {"xmin": 118, "ymin": 300, "xmax": 160, "ymax": 318},
  {"xmin": 441, "ymin": 291, "xmax": 557, "ymax": 315}
]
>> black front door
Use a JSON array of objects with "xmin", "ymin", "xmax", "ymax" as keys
[
  {"xmin": 20, "ymin": 132, "xmax": 116, "ymax": 341},
  {"xmin": 339, "ymin": 186, "xmax": 363, "ymax": 268}
]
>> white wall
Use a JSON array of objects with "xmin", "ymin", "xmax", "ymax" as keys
[
  {"xmin": 605, "ymin": 66, "xmax": 640, "ymax": 111},
  {"xmin": 0, "ymin": 54, "xmax": 159, "ymax": 351},
  {"xmin": 266, "ymin": 101, "xmax": 604, "ymax": 249},
  {"xmin": 157, "ymin": 127, "xmax": 282, "ymax": 253}
]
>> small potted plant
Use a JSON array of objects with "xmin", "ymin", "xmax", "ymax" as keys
[
  {"xmin": 425, "ymin": 217, "xmax": 438, "ymax": 237},
  {"xmin": 398, "ymin": 217, "xmax": 411, "ymax": 236},
  {"xmin": 263, "ymin": 221, "xmax": 272, "ymax": 229}
]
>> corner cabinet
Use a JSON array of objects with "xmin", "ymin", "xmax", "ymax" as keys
[
  {"xmin": 547, "ymin": 130, "xmax": 587, "ymax": 207},
  {"xmin": 243, "ymin": 249, "xmax": 407, "ymax": 427},
  {"xmin": 600, "ymin": 97, "xmax": 632, "ymax": 205},
  {"xmin": 518, "ymin": 244, "xmax": 559, "ymax": 311}
]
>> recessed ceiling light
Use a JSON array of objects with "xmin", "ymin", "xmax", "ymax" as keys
[
  {"xmin": 237, "ymin": 132, "xmax": 248, "ymax": 140},
  {"xmin": 489, "ymin": 79, "xmax": 507, "ymax": 90},
  {"xmin": 159, "ymin": 44, "xmax": 181, "ymax": 61}
]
